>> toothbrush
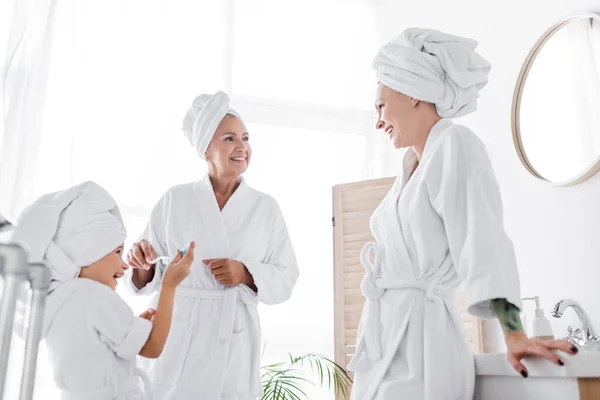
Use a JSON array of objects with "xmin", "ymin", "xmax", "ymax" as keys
[
  {"xmin": 147, "ymin": 256, "xmax": 170, "ymax": 265},
  {"xmin": 147, "ymin": 245, "xmax": 190, "ymax": 265}
]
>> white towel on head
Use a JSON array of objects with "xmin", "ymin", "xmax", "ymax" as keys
[
  {"xmin": 9, "ymin": 181, "xmax": 126, "ymax": 293},
  {"xmin": 373, "ymin": 28, "xmax": 491, "ymax": 118},
  {"xmin": 182, "ymin": 91, "xmax": 240, "ymax": 160}
]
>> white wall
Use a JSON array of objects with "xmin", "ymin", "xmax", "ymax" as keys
[{"xmin": 375, "ymin": 0, "xmax": 600, "ymax": 347}]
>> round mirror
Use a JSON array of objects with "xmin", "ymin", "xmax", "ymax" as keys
[{"xmin": 512, "ymin": 13, "xmax": 600, "ymax": 185}]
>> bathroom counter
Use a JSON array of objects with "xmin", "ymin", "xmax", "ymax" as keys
[
  {"xmin": 476, "ymin": 353, "xmax": 600, "ymax": 377},
  {"xmin": 474, "ymin": 353, "xmax": 600, "ymax": 400}
]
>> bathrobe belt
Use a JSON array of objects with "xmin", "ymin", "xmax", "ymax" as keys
[{"xmin": 349, "ymin": 242, "xmax": 454, "ymax": 370}]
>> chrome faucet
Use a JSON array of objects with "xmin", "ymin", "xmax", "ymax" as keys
[{"xmin": 552, "ymin": 299, "xmax": 600, "ymax": 351}]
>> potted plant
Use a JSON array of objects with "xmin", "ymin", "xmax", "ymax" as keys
[{"xmin": 261, "ymin": 353, "xmax": 352, "ymax": 400}]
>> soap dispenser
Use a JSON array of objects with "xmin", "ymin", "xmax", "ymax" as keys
[{"xmin": 522, "ymin": 297, "xmax": 554, "ymax": 340}]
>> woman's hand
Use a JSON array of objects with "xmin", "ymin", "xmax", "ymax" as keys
[
  {"xmin": 127, "ymin": 239, "xmax": 158, "ymax": 270},
  {"xmin": 204, "ymin": 258, "xmax": 254, "ymax": 287},
  {"xmin": 505, "ymin": 331, "xmax": 578, "ymax": 377},
  {"xmin": 127, "ymin": 239, "xmax": 161, "ymax": 290}
]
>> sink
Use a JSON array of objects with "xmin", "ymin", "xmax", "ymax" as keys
[{"xmin": 475, "ymin": 353, "xmax": 600, "ymax": 400}]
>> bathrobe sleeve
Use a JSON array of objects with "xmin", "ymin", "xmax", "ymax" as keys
[
  {"xmin": 241, "ymin": 200, "xmax": 299, "ymax": 305},
  {"xmin": 89, "ymin": 283, "xmax": 152, "ymax": 360},
  {"xmin": 429, "ymin": 128, "xmax": 522, "ymax": 318},
  {"xmin": 125, "ymin": 194, "xmax": 169, "ymax": 296}
]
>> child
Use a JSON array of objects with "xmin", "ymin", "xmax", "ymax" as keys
[{"xmin": 10, "ymin": 181, "xmax": 194, "ymax": 399}]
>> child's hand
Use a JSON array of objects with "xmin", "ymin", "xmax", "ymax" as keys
[
  {"xmin": 139, "ymin": 309, "xmax": 155, "ymax": 321},
  {"xmin": 162, "ymin": 242, "xmax": 195, "ymax": 289}
]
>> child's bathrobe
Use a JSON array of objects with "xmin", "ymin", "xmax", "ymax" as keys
[{"xmin": 11, "ymin": 181, "xmax": 153, "ymax": 399}]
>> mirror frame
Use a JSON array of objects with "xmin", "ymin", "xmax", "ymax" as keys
[{"xmin": 512, "ymin": 12, "xmax": 600, "ymax": 186}]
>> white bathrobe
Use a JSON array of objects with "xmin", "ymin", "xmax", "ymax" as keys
[
  {"xmin": 126, "ymin": 175, "xmax": 299, "ymax": 399},
  {"xmin": 42, "ymin": 278, "xmax": 152, "ymax": 400},
  {"xmin": 349, "ymin": 120, "xmax": 521, "ymax": 400}
]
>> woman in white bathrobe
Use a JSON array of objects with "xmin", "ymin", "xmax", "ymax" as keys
[
  {"xmin": 348, "ymin": 29, "xmax": 577, "ymax": 400},
  {"xmin": 125, "ymin": 91, "xmax": 299, "ymax": 399}
]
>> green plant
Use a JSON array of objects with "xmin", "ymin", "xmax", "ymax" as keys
[{"xmin": 261, "ymin": 353, "xmax": 352, "ymax": 400}]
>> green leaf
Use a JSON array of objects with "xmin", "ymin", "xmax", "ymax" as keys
[{"xmin": 260, "ymin": 353, "xmax": 353, "ymax": 400}]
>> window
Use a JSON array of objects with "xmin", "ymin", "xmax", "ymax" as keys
[
  {"xmin": 243, "ymin": 123, "xmax": 365, "ymax": 364},
  {"xmin": 232, "ymin": 0, "xmax": 379, "ymax": 110}
]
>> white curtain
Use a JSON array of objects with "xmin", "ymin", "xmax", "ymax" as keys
[
  {"xmin": 0, "ymin": 0, "xmax": 58, "ymax": 219},
  {"xmin": 1, "ymin": 1, "xmax": 58, "ymax": 398}
]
